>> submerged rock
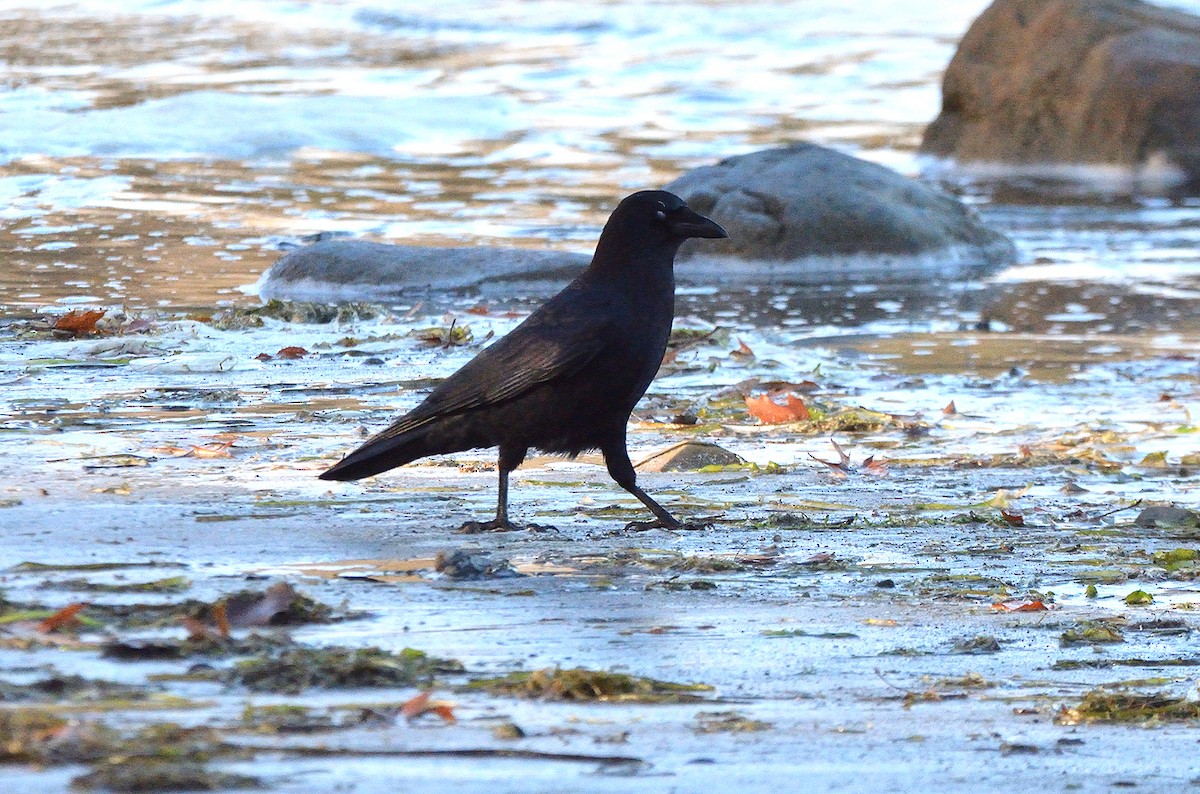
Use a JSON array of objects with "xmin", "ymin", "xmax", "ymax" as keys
[
  {"xmin": 666, "ymin": 144, "xmax": 1016, "ymax": 281},
  {"xmin": 921, "ymin": 0, "xmax": 1200, "ymax": 191},
  {"xmin": 1134, "ymin": 505, "xmax": 1200, "ymax": 529},
  {"xmin": 257, "ymin": 147, "xmax": 1014, "ymax": 303},
  {"xmin": 258, "ymin": 240, "xmax": 590, "ymax": 302}
]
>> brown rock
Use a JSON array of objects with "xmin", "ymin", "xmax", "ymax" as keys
[
  {"xmin": 635, "ymin": 441, "xmax": 745, "ymax": 472},
  {"xmin": 921, "ymin": 0, "xmax": 1200, "ymax": 189}
]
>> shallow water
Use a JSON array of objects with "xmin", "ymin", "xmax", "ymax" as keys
[{"xmin": 4, "ymin": 2, "xmax": 1200, "ymax": 792}]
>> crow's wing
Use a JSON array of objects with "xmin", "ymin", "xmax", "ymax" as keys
[{"xmin": 362, "ymin": 308, "xmax": 608, "ymax": 446}]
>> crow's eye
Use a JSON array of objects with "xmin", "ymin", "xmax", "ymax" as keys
[{"xmin": 654, "ymin": 210, "xmax": 666, "ymax": 220}]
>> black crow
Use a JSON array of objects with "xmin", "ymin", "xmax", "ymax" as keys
[{"xmin": 319, "ymin": 190, "xmax": 727, "ymax": 530}]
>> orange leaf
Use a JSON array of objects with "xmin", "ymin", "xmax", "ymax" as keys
[
  {"xmin": 213, "ymin": 602, "xmax": 231, "ymax": 638},
  {"xmin": 38, "ymin": 602, "xmax": 87, "ymax": 633},
  {"xmin": 275, "ymin": 346, "xmax": 308, "ymax": 359},
  {"xmin": 401, "ymin": 690, "xmax": 456, "ymax": 723},
  {"xmin": 400, "ymin": 690, "xmax": 433, "ymax": 719},
  {"xmin": 429, "ymin": 705, "xmax": 457, "ymax": 723},
  {"xmin": 943, "ymin": 400, "xmax": 957, "ymax": 415},
  {"xmin": 53, "ymin": 309, "xmax": 106, "ymax": 334},
  {"xmin": 746, "ymin": 393, "xmax": 810, "ymax": 424},
  {"xmin": 466, "ymin": 303, "xmax": 491, "ymax": 316}
]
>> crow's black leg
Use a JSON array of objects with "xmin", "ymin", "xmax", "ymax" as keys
[
  {"xmin": 602, "ymin": 442, "xmax": 683, "ymax": 530},
  {"xmin": 458, "ymin": 445, "xmax": 528, "ymax": 533}
]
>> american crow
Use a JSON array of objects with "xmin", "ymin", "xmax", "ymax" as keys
[{"xmin": 319, "ymin": 190, "xmax": 727, "ymax": 530}]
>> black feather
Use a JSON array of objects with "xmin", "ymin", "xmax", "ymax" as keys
[{"xmin": 319, "ymin": 190, "xmax": 727, "ymax": 529}]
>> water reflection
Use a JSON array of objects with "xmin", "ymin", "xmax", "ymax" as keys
[{"xmin": 1, "ymin": 0, "xmax": 1199, "ymax": 354}]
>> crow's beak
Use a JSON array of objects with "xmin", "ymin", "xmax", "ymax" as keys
[{"xmin": 669, "ymin": 206, "xmax": 728, "ymax": 239}]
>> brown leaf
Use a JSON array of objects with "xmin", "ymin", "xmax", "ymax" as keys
[
  {"xmin": 746, "ymin": 392, "xmax": 810, "ymax": 424},
  {"xmin": 224, "ymin": 582, "xmax": 296, "ymax": 628},
  {"xmin": 38, "ymin": 602, "xmax": 87, "ymax": 633},
  {"xmin": 730, "ymin": 339, "xmax": 755, "ymax": 360},
  {"xmin": 53, "ymin": 309, "xmax": 106, "ymax": 334},
  {"xmin": 254, "ymin": 352, "xmax": 273, "ymax": 361},
  {"xmin": 862, "ymin": 456, "xmax": 889, "ymax": 476},
  {"xmin": 189, "ymin": 440, "xmax": 235, "ymax": 459},
  {"xmin": 943, "ymin": 400, "xmax": 958, "ymax": 415},
  {"xmin": 1000, "ymin": 509, "xmax": 1025, "ymax": 527},
  {"xmin": 400, "ymin": 690, "xmax": 456, "ymax": 723},
  {"xmin": 810, "ymin": 438, "xmax": 852, "ymax": 476},
  {"xmin": 465, "ymin": 303, "xmax": 491, "ymax": 316},
  {"xmin": 275, "ymin": 346, "xmax": 308, "ymax": 359},
  {"xmin": 212, "ymin": 602, "xmax": 231, "ymax": 638},
  {"xmin": 180, "ymin": 616, "xmax": 216, "ymax": 641}
]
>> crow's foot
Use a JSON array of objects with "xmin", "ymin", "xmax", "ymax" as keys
[
  {"xmin": 622, "ymin": 516, "xmax": 715, "ymax": 532},
  {"xmin": 455, "ymin": 519, "xmax": 557, "ymax": 534}
]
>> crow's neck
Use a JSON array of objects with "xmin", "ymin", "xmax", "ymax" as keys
[{"xmin": 588, "ymin": 234, "xmax": 680, "ymax": 296}]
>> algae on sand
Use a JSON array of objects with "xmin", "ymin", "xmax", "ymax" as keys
[
  {"xmin": 1058, "ymin": 689, "xmax": 1200, "ymax": 725},
  {"xmin": 231, "ymin": 646, "xmax": 464, "ymax": 694},
  {"xmin": 468, "ymin": 667, "xmax": 714, "ymax": 703}
]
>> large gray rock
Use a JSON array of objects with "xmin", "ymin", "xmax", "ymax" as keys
[
  {"xmin": 257, "ymin": 240, "xmax": 589, "ymax": 302},
  {"xmin": 921, "ymin": 0, "xmax": 1200, "ymax": 189},
  {"xmin": 665, "ymin": 144, "xmax": 1016, "ymax": 280}
]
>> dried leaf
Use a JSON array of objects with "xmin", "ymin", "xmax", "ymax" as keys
[
  {"xmin": 943, "ymin": 400, "xmax": 957, "ymax": 415},
  {"xmin": 275, "ymin": 346, "xmax": 308, "ymax": 360},
  {"xmin": 180, "ymin": 616, "xmax": 215, "ymax": 641},
  {"xmin": 730, "ymin": 339, "xmax": 755, "ymax": 360},
  {"xmin": 862, "ymin": 456, "xmax": 889, "ymax": 476},
  {"xmin": 810, "ymin": 438, "xmax": 852, "ymax": 476},
  {"xmin": 53, "ymin": 309, "xmax": 106, "ymax": 334},
  {"xmin": 38, "ymin": 602, "xmax": 87, "ymax": 633},
  {"xmin": 992, "ymin": 600, "xmax": 1048, "ymax": 612},
  {"xmin": 189, "ymin": 441, "xmax": 235, "ymax": 459},
  {"xmin": 213, "ymin": 602, "xmax": 231, "ymax": 638},
  {"xmin": 400, "ymin": 689, "xmax": 456, "ymax": 723},
  {"xmin": 746, "ymin": 393, "xmax": 810, "ymax": 424},
  {"xmin": 1000, "ymin": 509, "xmax": 1025, "ymax": 527},
  {"xmin": 225, "ymin": 582, "xmax": 296, "ymax": 628}
]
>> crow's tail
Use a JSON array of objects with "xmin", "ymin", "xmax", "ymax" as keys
[{"xmin": 318, "ymin": 425, "xmax": 434, "ymax": 482}]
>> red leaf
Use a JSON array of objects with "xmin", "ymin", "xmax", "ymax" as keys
[
  {"xmin": 943, "ymin": 400, "xmax": 958, "ymax": 415},
  {"xmin": 275, "ymin": 346, "xmax": 308, "ymax": 359}
]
